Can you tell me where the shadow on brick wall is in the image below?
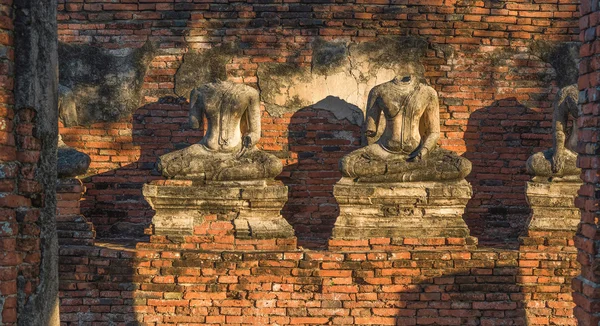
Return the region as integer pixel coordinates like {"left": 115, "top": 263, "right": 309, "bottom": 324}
{"left": 278, "top": 106, "right": 362, "bottom": 250}
{"left": 81, "top": 101, "right": 198, "bottom": 239}
{"left": 463, "top": 98, "right": 549, "bottom": 248}
{"left": 395, "top": 267, "right": 527, "bottom": 325}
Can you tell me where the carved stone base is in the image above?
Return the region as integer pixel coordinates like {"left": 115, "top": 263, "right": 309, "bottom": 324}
{"left": 332, "top": 178, "right": 473, "bottom": 240}
{"left": 525, "top": 180, "right": 581, "bottom": 232}
{"left": 142, "top": 180, "right": 295, "bottom": 239}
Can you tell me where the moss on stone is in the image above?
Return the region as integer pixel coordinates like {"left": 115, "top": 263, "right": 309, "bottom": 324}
{"left": 350, "top": 35, "right": 428, "bottom": 75}
{"left": 529, "top": 40, "right": 579, "bottom": 88}
{"left": 311, "top": 39, "right": 348, "bottom": 75}
{"left": 174, "top": 42, "right": 240, "bottom": 98}
{"left": 58, "top": 41, "right": 156, "bottom": 125}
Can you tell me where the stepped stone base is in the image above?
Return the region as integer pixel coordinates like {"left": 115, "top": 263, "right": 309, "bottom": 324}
{"left": 332, "top": 178, "right": 474, "bottom": 241}
{"left": 525, "top": 180, "right": 581, "bottom": 233}
{"left": 143, "top": 180, "right": 295, "bottom": 240}
{"left": 56, "top": 178, "right": 95, "bottom": 246}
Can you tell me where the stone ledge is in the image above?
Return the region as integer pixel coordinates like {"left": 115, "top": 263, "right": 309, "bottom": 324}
{"left": 332, "top": 179, "right": 474, "bottom": 242}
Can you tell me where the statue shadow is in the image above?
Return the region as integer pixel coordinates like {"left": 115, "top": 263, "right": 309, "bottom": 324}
{"left": 80, "top": 99, "right": 199, "bottom": 239}
{"left": 463, "top": 98, "right": 551, "bottom": 248}
{"left": 277, "top": 99, "right": 363, "bottom": 250}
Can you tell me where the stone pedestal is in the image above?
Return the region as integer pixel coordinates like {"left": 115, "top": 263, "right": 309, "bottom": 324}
{"left": 142, "top": 180, "right": 295, "bottom": 239}
{"left": 332, "top": 178, "right": 473, "bottom": 240}
{"left": 56, "top": 178, "right": 95, "bottom": 246}
{"left": 525, "top": 181, "right": 581, "bottom": 232}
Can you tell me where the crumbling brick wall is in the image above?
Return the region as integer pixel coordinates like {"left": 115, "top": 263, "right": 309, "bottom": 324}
{"left": 0, "top": 2, "right": 20, "bottom": 323}
{"left": 573, "top": 0, "right": 600, "bottom": 324}
{"left": 0, "top": 0, "right": 60, "bottom": 325}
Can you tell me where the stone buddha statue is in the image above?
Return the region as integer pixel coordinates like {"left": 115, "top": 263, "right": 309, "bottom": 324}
{"left": 57, "top": 85, "right": 91, "bottom": 178}
{"left": 157, "top": 81, "right": 282, "bottom": 183}
{"left": 339, "top": 65, "right": 471, "bottom": 183}
{"left": 526, "top": 84, "right": 580, "bottom": 181}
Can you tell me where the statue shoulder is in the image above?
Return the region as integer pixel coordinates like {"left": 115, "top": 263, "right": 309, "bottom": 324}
{"left": 556, "top": 84, "right": 578, "bottom": 103}
{"left": 419, "top": 84, "right": 438, "bottom": 99}
{"left": 236, "top": 83, "right": 260, "bottom": 99}
{"left": 369, "top": 83, "right": 388, "bottom": 98}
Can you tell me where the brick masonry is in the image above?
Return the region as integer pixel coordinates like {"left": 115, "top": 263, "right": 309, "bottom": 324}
{"left": 48, "top": 1, "right": 592, "bottom": 325}
{"left": 0, "top": 3, "right": 20, "bottom": 323}
{"left": 573, "top": 0, "right": 600, "bottom": 324}
{"left": 0, "top": 2, "right": 48, "bottom": 324}
{"left": 57, "top": 235, "right": 578, "bottom": 325}
{"left": 57, "top": 0, "right": 581, "bottom": 248}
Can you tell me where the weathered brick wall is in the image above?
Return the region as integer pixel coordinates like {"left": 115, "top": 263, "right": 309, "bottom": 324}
{"left": 57, "top": 1, "right": 580, "bottom": 247}
{"left": 1, "top": 2, "right": 58, "bottom": 324}
{"left": 61, "top": 104, "right": 361, "bottom": 247}
{"left": 573, "top": 0, "right": 600, "bottom": 324}
{"left": 58, "top": 237, "right": 578, "bottom": 325}
{"left": 0, "top": 2, "right": 19, "bottom": 323}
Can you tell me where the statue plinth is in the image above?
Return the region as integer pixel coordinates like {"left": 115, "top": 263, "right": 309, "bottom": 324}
{"left": 332, "top": 178, "right": 474, "bottom": 240}
{"left": 525, "top": 180, "right": 581, "bottom": 233}
{"left": 143, "top": 180, "right": 295, "bottom": 240}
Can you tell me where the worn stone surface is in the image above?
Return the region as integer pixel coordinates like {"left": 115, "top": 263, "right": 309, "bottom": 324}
{"left": 340, "top": 64, "right": 471, "bottom": 182}
{"left": 58, "top": 42, "right": 155, "bottom": 125}
{"left": 13, "top": 0, "right": 60, "bottom": 325}
{"left": 57, "top": 84, "right": 91, "bottom": 178}
{"left": 158, "top": 81, "right": 282, "bottom": 182}
{"left": 526, "top": 84, "right": 580, "bottom": 180}
{"left": 525, "top": 180, "right": 581, "bottom": 232}
{"left": 257, "top": 37, "right": 434, "bottom": 124}
{"left": 143, "top": 180, "right": 294, "bottom": 239}
{"left": 57, "top": 136, "right": 90, "bottom": 178}
{"left": 332, "top": 179, "right": 475, "bottom": 241}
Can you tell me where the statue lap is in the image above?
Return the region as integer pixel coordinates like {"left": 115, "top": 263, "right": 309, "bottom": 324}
{"left": 526, "top": 148, "right": 579, "bottom": 178}
{"left": 340, "top": 144, "right": 471, "bottom": 183}
{"left": 158, "top": 144, "right": 282, "bottom": 181}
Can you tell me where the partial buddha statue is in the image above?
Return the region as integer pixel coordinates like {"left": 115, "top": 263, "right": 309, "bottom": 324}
{"left": 157, "top": 80, "right": 282, "bottom": 183}
{"left": 526, "top": 84, "right": 580, "bottom": 181}
{"left": 339, "top": 64, "right": 471, "bottom": 183}
{"left": 57, "top": 85, "right": 91, "bottom": 178}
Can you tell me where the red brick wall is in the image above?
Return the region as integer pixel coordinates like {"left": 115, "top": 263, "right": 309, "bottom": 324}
{"left": 58, "top": 236, "right": 578, "bottom": 325}
{"left": 58, "top": 1, "right": 580, "bottom": 247}
{"left": 573, "top": 0, "right": 600, "bottom": 324}
{"left": 0, "top": 2, "right": 18, "bottom": 323}
{"left": 0, "top": 3, "right": 48, "bottom": 324}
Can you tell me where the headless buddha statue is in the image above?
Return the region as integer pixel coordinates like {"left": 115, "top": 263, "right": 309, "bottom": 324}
{"left": 340, "top": 67, "right": 471, "bottom": 183}
{"left": 157, "top": 81, "right": 282, "bottom": 182}
{"left": 526, "top": 84, "right": 580, "bottom": 181}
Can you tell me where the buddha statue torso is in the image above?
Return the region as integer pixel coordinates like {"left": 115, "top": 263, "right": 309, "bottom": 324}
{"left": 340, "top": 75, "right": 471, "bottom": 183}
{"left": 526, "top": 84, "right": 580, "bottom": 180}
{"left": 158, "top": 81, "right": 282, "bottom": 183}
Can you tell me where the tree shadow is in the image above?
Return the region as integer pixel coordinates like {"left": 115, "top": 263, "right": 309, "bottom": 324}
{"left": 463, "top": 98, "right": 551, "bottom": 248}
{"left": 278, "top": 100, "right": 362, "bottom": 250}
